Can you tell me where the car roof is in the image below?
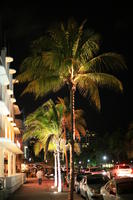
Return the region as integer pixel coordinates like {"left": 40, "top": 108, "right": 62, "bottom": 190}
{"left": 87, "top": 174, "right": 105, "bottom": 178}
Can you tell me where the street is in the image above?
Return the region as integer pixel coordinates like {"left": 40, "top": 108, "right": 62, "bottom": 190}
{"left": 7, "top": 177, "right": 82, "bottom": 200}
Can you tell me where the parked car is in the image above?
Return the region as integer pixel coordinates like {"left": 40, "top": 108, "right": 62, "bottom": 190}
{"left": 80, "top": 174, "right": 109, "bottom": 200}
{"left": 109, "top": 164, "right": 133, "bottom": 178}
{"left": 65, "top": 172, "right": 79, "bottom": 187}
{"left": 74, "top": 173, "right": 87, "bottom": 193}
{"left": 100, "top": 177, "right": 133, "bottom": 200}
{"left": 45, "top": 168, "right": 54, "bottom": 179}
{"left": 85, "top": 166, "right": 107, "bottom": 176}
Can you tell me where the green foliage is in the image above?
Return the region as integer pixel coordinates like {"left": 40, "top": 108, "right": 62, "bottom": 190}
{"left": 17, "top": 18, "right": 126, "bottom": 110}
{"left": 23, "top": 99, "right": 63, "bottom": 160}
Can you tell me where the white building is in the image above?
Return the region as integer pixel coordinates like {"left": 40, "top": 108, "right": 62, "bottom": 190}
{"left": 0, "top": 47, "right": 25, "bottom": 199}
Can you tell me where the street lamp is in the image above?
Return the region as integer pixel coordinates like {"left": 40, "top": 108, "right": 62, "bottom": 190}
{"left": 103, "top": 155, "right": 107, "bottom": 161}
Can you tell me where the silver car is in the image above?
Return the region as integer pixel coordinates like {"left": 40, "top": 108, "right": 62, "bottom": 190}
{"left": 74, "top": 173, "right": 84, "bottom": 193}
{"left": 74, "top": 173, "right": 91, "bottom": 194}
{"left": 80, "top": 174, "right": 109, "bottom": 200}
{"left": 100, "top": 177, "right": 133, "bottom": 200}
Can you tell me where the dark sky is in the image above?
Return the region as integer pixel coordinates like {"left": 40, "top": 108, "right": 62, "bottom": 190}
{"left": 0, "top": 1, "right": 133, "bottom": 133}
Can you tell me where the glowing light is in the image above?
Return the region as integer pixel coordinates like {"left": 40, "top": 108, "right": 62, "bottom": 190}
{"left": 6, "top": 57, "right": 13, "bottom": 63}
{"left": 11, "top": 122, "right": 16, "bottom": 127}
{"left": 13, "top": 104, "right": 21, "bottom": 115}
{"left": 14, "top": 127, "right": 20, "bottom": 134}
{"left": 102, "top": 171, "right": 107, "bottom": 175}
{"left": 16, "top": 140, "right": 21, "bottom": 148}
{"left": 11, "top": 97, "right": 16, "bottom": 103}
{"left": 103, "top": 155, "right": 107, "bottom": 160}
{"left": 12, "top": 79, "right": 19, "bottom": 84}
{"left": 21, "top": 163, "right": 28, "bottom": 172}
{"left": 9, "top": 69, "right": 16, "bottom": 74}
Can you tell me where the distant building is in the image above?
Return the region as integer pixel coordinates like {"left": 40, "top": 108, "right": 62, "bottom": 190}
{"left": 0, "top": 47, "right": 25, "bottom": 198}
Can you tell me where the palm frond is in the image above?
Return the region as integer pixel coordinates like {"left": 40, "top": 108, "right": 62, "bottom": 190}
{"left": 80, "top": 52, "right": 127, "bottom": 73}
{"left": 76, "top": 75, "right": 101, "bottom": 110}
{"left": 34, "top": 142, "right": 43, "bottom": 156}
{"left": 88, "top": 73, "right": 123, "bottom": 92}
{"left": 75, "top": 130, "right": 81, "bottom": 140}
{"left": 74, "top": 142, "right": 81, "bottom": 155}
{"left": 42, "top": 51, "right": 60, "bottom": 70}
{"left": 80, "top": 39, "right": 100, "bottom": 61}
{"left": 72, "top": 19, "right": 87, "bottom": 57}
{"left": 75, "top": 124, "right": 86, "bottom": 137}
{"left": 44, "top": 134, "right": 55, "bottom": 159}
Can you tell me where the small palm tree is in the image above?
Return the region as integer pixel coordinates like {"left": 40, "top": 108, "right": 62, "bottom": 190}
{"left": 17, "top": 18, "right": 126, "bottom": 200}
{"left": 23, "top": 99, "right": 64, "bottom": 192}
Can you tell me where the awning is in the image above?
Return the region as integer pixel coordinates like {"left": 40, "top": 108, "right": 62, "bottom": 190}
{"left": 0, "top": 101, "right": 10, "bottom": 115}
{"left": 0, "top": 138, "right": 23, "bottom": 154}
{"left": 0, "top": 65, "right": 9, "bottom": 85}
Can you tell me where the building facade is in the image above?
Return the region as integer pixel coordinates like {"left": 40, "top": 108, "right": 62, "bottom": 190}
{"left": 0, "top": 47, "right": 24, "bottom": 198}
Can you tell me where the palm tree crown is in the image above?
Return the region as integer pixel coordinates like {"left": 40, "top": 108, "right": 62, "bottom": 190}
{"left": 17, "top": 18, "right": 126, "bottom": 110}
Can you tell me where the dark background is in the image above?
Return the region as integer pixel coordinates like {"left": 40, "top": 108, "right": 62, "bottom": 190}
{"left": 0, "top": 1, "right": 132, "bottom": 133}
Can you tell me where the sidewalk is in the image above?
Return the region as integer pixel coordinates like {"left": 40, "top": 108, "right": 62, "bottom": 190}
{"left": 7, "top": 177, "right": 83, "bottom": 200}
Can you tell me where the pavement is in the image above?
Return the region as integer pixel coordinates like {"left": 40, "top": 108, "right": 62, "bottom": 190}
{"left": 7, "top": 177, "right": 83, "bottom": 200}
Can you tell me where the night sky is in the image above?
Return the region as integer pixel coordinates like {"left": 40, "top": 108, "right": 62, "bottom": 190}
{"left": 0, "top": 1, "right": 133, "bottom": 133}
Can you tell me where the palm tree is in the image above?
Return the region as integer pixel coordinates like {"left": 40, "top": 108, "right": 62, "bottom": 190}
{"left": 23, "top": 99, "right": 64, "bottom": 192}
{"left": 17, "top": 18, "right": 126, "bottom": 200}
{"left": 57, "top": 97, "right": 87, "bottom": 177}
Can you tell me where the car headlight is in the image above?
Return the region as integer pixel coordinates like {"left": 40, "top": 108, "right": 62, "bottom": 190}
{"left": 102, "top": 171, "right": 107, "bottom": 175}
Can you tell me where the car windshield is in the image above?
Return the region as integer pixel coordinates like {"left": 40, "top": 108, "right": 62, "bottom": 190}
{"left": 117, "top": 181, "right": 133, "bottom": 194}
{"left": 76, "top": 174, "right": 84, "bottom": 182}
{"left": 90, "top": 168, "right": 102, "bottom": 172}
{"left": 87, "top": 176, "right": 107, "bottom": 185}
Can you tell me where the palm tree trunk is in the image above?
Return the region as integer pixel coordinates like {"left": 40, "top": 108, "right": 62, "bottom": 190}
{"left": 62, "top": 118, "right": 69, "bottom": 176}
{"left": 68, "top": 84, "right": 75, "bottom": 200}
{"left": 54, "top": 151, "right": 58, "bottom": 187}
{"left": 65, "top": 148, "right": 68, "bottom": 176}
{"left": 57, "top": 144, "right": 62, "bottom": 192}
